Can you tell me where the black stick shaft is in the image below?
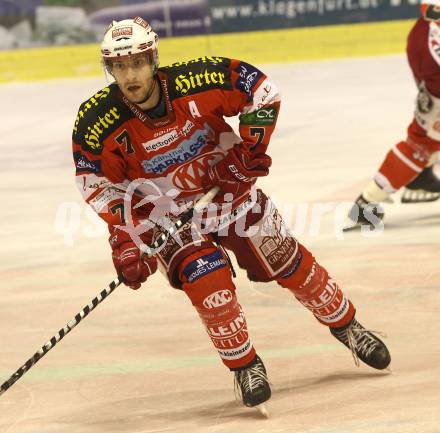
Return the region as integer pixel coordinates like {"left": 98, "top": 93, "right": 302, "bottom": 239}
{"left": 0, "top": 277, "right": 122, "bottom": 396}
{"left": 0, "top": 187, "right": 218, "bottom": 397}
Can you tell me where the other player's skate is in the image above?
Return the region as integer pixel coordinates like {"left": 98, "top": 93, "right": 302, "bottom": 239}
{"left": 234, "top": 355, "right": 271, "bottom": 417}
{"left": 401, "top": 165, "right": 440, "bottom": 203}
{"left": 343, "top": 194, "right": 385, "bottom": 231}
{"left": 330, "top": 317, "right": 391, "bottom": 370}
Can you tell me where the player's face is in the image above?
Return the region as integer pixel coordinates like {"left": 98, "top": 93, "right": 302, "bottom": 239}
{"left": 110, "top": 53, "right": 155, "bottom": 104}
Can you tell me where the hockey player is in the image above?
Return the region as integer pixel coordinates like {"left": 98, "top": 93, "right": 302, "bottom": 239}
{"left": 345, "top": 0, "right": 440, "bottom": 230}
{"left": 72, "top": 17, "right": 391, "bottom": 412}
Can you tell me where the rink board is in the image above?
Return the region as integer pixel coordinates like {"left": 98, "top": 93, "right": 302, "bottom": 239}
{"left": 0, "top": 19, "right": 413, "bottom": 83}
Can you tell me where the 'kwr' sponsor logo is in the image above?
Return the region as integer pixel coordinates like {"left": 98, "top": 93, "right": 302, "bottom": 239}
{"left": 142, "top": 124, "right": 213, "bottom": 174}
{"left": 183, "top": 250, "right": 227, "bottom": 284}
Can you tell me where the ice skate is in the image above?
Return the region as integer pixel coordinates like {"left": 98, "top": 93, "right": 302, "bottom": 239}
{"left": 401, "top": 166, "right": 440, "bottom": 203}
{"left": 234, "top": 355, "right": 271, "bottom": 417}
{"left": 330, "top": 317, "right": 391, "bottom": 370}
{"left": 343, "top": 194, "right": 385, "bottom": 231}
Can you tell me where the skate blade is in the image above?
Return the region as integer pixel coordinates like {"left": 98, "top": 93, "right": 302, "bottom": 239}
{"left": 401, "top": 189, "right": 440, "bottom": 203}
{"left": 342, "top": 218, "right": 382, "bottom": 232}
{"left": 255, "top": 403, "right": 270, "bottom": 418}
{"left": 342, "top": 219, "right": 364, "bottom": 232}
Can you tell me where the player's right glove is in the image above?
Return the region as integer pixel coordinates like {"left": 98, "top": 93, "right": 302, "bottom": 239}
{"left": 203, "top": 146, "right": 272, "bottom": 196}
{"left": 109, "top": 226, "right": 158, "bottom": 290}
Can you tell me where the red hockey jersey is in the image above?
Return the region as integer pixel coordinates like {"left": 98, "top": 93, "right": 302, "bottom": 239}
{"left": 408, "top": 17, "right": 440, "bottom": 96}
{"left": 72, "top": 57, "right": 281, "bottom": 228}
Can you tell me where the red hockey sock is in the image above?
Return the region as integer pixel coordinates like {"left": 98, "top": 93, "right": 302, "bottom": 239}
{"left": 179, "top": 247, "right": 256, "bottom": 370}
{"left": 375, "top": 141, "right": 427, "bottom": 192}
{"left": 277, "top": 245, "right": 355, "bottom": 328}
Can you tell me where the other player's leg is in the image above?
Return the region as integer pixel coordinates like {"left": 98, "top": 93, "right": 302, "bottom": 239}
{"left": 345, "top": 121, "right": 440, "bottom": 230}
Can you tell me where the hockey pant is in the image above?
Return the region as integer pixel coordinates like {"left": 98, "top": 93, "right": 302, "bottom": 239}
{"left": 375, "top": 119, "right": 440, "bottom": 192}
{"left": 156, "top": 189, "right": 355, "bottom": 370}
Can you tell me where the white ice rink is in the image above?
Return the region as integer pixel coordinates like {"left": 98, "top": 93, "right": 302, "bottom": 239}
{"left": 0, "top": 54, "right": 439, "bottom": 433}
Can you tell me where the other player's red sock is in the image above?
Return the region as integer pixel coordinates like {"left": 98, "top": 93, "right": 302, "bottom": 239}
{"left": 375, "top": 140, "right": 427, "bottom": 192}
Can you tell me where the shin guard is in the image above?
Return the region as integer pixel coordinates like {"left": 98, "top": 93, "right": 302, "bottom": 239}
{"left": 277, "top": 245, "right": 355, "bottom": 328}
{"left": 179, "top": 248, "right": 256, "bottom": 370}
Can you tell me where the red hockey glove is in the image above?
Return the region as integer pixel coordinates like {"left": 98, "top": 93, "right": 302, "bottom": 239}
{"left": 109, "top": 226, "right": 158, "bottom": 290}
{"left": 203, "top": 147, "right": 272, "bottom": 196}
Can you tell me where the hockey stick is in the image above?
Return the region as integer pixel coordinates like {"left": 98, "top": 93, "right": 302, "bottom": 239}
{"left": 0, "top": 186, "right": 219, "bottom": 397}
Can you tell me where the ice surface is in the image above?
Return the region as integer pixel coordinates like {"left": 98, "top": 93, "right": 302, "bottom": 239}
{"left": 0, "top": 55, "right": 439, "bottom": 433}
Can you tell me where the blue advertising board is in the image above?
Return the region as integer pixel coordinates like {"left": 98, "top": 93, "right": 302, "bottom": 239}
{"left": 209, "top": 0, "right": 420, "bottom": 33}
{"left": 89, "top": 0, "right": 210, "bottom": 37}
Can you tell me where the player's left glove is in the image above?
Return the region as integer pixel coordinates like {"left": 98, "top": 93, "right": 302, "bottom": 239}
{"left": 203, "top": 146, "right": 272, "bottom": 196}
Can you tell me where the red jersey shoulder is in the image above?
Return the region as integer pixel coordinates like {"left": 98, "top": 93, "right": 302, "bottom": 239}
{"left": 407, "top": 17, "right": 440, "bottom": 95}
{"left": 72, "top": 83, "right": 132, "bottom": 155}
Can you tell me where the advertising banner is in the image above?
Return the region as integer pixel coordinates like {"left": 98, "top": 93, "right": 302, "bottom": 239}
{"left": 0, "top": 0, "right": 420, "bottom": 50}
{"left": 209, "top": 0, "right": 420, "bottom": 33}
{"left": 0, "top": 0, "right": 209, "bottom": 49}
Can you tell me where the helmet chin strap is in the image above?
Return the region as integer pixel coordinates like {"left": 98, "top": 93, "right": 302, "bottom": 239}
{"left": 137, "top": 76, "right": 157, "bottom": 105}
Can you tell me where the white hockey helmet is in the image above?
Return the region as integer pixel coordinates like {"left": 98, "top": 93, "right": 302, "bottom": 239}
{"left": 101, "top": 16, "right": 159, "bottom": 72}
{"left": 421, "top": 0, "right": 440, "bottom": 23}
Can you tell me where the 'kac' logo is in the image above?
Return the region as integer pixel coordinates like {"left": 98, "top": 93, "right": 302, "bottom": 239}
{"left": 172, "top": 152, "right": 223, "bottom": 192}
{"left": 203, "top": 290, "right": 233, "bottom": 309}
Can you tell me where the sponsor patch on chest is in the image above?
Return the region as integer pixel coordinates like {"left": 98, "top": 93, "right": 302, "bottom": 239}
{"left": 141, "top": 123, "right": 213, "bottom": 174}
{"left": 142, "top": 120, "right": 195, "bottom": 153}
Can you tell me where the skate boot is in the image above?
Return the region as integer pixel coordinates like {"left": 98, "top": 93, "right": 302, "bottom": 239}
{"left": 343, "top": 194, "right": 384, "bottom": 231}
{"left": 330, "top": 317, "right": 391, "bottom": 370}
{"left": 234, "top": 355, "right": 271, "bottom": 415}
{"left": 401, "top": 166, "right": 440, "bottom": 203}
